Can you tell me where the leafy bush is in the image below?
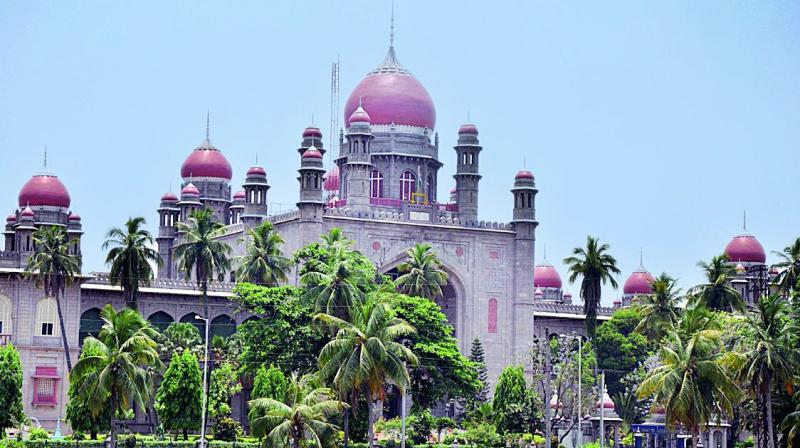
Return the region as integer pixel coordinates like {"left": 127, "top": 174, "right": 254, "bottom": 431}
{"left": 123, "top": 437, "right": 137, "bottom": 448}
{"left": 28, "top": 428, "right": 49, "bottom": 441}
{"left": 408, "top": 410, "right": 435, "bottom": 444}
{"left": 0, "top": 440, "right": 24, "bottom": 448}
{"left": 213, "top": 417, "right": 242, "bottom": 442}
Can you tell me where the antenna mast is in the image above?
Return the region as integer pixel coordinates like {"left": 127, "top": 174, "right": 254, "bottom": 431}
{"left": 329, "top": 57, "right": 340, "bottom": 170}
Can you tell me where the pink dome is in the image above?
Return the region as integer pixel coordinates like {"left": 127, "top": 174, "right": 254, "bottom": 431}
{"left": 564, "top": 292, "right": 572, "bottom": 298}
{"left": 247, "top": 166, "right": 266, "bottom": 176}
{"left": 450, "top": 187, "right": 456, "bottom": 194}
{"left": 303, "top": 147, "right": 323, "bottom": 159}
{"left": 344, "top": 48, "right": 436, "bottom": 129}
{"left": 515, "top": 170, "right": 534, "bottom": 180}
{"left": 534, "top": 263, "right": 563, "bottom": 289}
{"left": 458, "top": 124, "right": 479, "bottom": 135}
{"left": 161, "top": 192, "right": 178, "bottom": 202}
{"left": 598, "top": 392, "right": 615, "bottom": 410}
{"left": 349, "top": 105, "right": 372, "bottom": 124}
{"left": 233, "top": 190, "right": 246, "bottom": 200}
{"left": 623, "top": 268, "right": 655, "bottom": 295}
{"left": 18, "top": 174, "right": 71, "bottom": 208}
{"left": 724, "top": 234, "right": 766, "bottom": 263}
{"left": 180, "top": 140, "right": 232, "bottom": 180}
{"left": 181, "top": 183, "right": 200, "bottom": 197}
{"left": 6, "top": 214, "right": 16, "bottom": 223}
{"left": 20, "top": 207, "right": 35, "bottom": 218}
{"left": 302, "top": 126, "right": 322, "bottom": 139}
{"left": 68, "top": 213, "right": 81, "bottom": 221}
{"left": 324, "top": 166, "right": 340, "bottom": 191}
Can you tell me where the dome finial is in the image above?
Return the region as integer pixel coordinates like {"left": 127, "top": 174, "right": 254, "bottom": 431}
{"left": 743, "top": 210, "right": 747, "bottom": 232}
{"left": 206, "top": 110, "right": 211, "bottom": 141}
{"left": 390, "top": 0, "right": 395, "bottom": 49}
{"left": 43, "top": 145, "right": 47, "bottom": 169}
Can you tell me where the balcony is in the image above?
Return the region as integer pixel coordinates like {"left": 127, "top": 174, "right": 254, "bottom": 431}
{"left": 0, "top": 334, "right": 11, "bottom": 345}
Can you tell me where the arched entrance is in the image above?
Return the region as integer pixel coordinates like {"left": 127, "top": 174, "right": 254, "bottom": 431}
{"left": 79, "top": 308, "right": 103, "bottom": 345}
{"left": 210, "top": 315, "right": 236, "bottom": 339}
{"left": 148, "top": 311, "right": 174, "bottom": 333}
{"left": 180, "top": 313, "right": 205, "bottom": 339}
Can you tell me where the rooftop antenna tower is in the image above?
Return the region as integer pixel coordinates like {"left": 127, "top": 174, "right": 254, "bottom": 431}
{"left": 329, "top": 57, "right": 340, "bottom": 170}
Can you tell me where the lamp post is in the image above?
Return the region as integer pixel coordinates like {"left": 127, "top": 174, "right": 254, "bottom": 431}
{"left": 195, "top": 315, "right": 210, "bottom": 448}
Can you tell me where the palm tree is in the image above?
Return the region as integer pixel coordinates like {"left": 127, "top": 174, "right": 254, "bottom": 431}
{"left": 772, "top": 238, "right": 800, "bottom": 293}
{"left": 395, "top": 243, "right": 449, "bottom": 300}
{"left": 103, "top": 217, "right": 162, "bottom": 310}
{"left": 301, "top": 252, "right": 362, "bottom": 321}
{"left": 689, "top": 255, "right": 745, "bottom": 312}
{"left": 634, "top": 273, "right": 682, "bottom": 341}
{"left": 637, "top": 315, "right": 742, "bottom": 448}
{"left": 315, "top": 297, "right": 418, "bottom": 447}
{"left": 249, "top": 373, "right": 347, "bottom": 448}
{"left": 158, "top": 322, "right": 204, "bottom": 359}
{"left": 733, "top": 294, "right": 798, "bottom": 448}
{"left": 71, "top": 304, "right": 163, "bottom": 448}
{"left": 24, "top": 225, "right": 81, "bottom": 371}
{"left": 563, "top": 235, "right": 621, "bottom": 338}
{"left": 235, "top": 221, "right": 290, "bottom": 285}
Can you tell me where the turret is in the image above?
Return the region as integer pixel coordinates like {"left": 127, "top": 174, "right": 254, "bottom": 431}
{"left": 241, "top": 166, "right": 269, "bottom": 227}
{"left": 156, "top": 191, "right": 179, "bottom": 278}
{"left": 66, "top": 213, "right": 83, "bottom": 256}
{"left": 297, "top": 147, "right": 326, "bottom": 222}
{"left": 178, "top": 183, "right": 202, "bottom": 222}
{"left": 341, "top": 105, "right": 374, "bottom": 212}
{"left": 298, "top": 126, "right": 325, "bottom": 157}
{"left": 510, "top": 169, "right": 538, "bottom": 362}
{"left": 511, "top": 170, "right": 537, "bottom": 226}
{"left": 230, "top": 190, "right": 246, "bottom": 224}
{"left": 453, "top": 124, "right": 482, "bottom": 223}
{"left": 15, "top": 206, "right": 36, "bottom": 254}
{"left": 4, "top": 214, "right": 16, "bottom": 252}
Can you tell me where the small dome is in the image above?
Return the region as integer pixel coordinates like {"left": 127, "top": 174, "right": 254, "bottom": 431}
{"left": 515, "top": 170, "right": 535, "bottom": 180}
{"left": 724, "top": 234, "right": 766, "bottom": 264}
{"left": 6, "top": 214, "right": 16, "bottom": 223}
{"left": 458, "top": 124, "right": 479, "bottom": 135}
{"left": 302, "top": 126, "right": 323, "bottom": 139}
{"left": 450, "top": 187, "right": 456, "bottom": 194}
{"left": 623, "top": 267, "right": 656, "bottom": 295}
{"left": 233, "top": 190, "right": 246, "bottom": 200}
{"left": 534, "top": 263, "right": 563, "bottom": 289}
{"left": 349, "top": 105, "right": 372, "bottom": 124}
{"left": 247, "top": 166, "right": 266, "bottom": 176}
{"left": 735, "top": 263, "right": 746, "bottom": 273}
{"left": 180, "top": 139, "right": 233, "bottom": 180}
{"left": 597, "top": 391, "right": 615, "bottom": 410}
{"left": 564, "top": 292, "right": 572, "bottom": 298}
{"left": 18, "top": 174, "right": 71, "bottom": 208}
{"left": 324, "top": 166, "right": 340, "bottom": 191}
{"left": 161, "top": 192, "right": 178, "bottom": 202}
{"left": 303, "top": 146, "right": 323, "bottom": 159}
{"left": 68, "top": 213, "right": 81, "bottom": 221}
{"left": 533, "top": 287, "right": 544, "bottom": 298}
{"left": 549, "top": 394, "right": 563, "bottom": 409}
{"left": 181, "top": 183, "right": 200, "bottom": 197}
{"left": 20, "top": 207, "right": 35, "bottom": 218}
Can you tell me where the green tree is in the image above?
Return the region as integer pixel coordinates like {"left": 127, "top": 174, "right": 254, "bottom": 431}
{"left": 733, "top": 294, "right": 798, "bottom": 448}
{"left": 563, "top": 235, "right": 621, "bottom": 338}
{"left": 252, "top": 365, "right": 290, "bottom": 401}
{"left": 493, "top": 365, "right": 528, "bottom": 434}
{"left": 773, "top": 238, "right": 800, "bottom": 293}
{"left": 71, "top": 304, "right": 163, "bottom": 448}
{"left": 782, "top": 394, "right": 800, "bottom": 448}
{"left": 66, "top": 343, "right": 111, "bottom": 439}
{"left": 0, "top": 344, "right": 24, "bottom": 437}
{"left": 24, "top": 225, "right": 81, "bottom": 370}
{"left": 208, "top": 362, "right": 243, "bottom": 421}
{"left": 633, "top": 273, "right": 682, "bottom": 341}
{"left": 155, "top": 349, "right": 202, "bottom": 440}
{"left": 233, "top": 285, "right": 326, "bottom": 374}
{"left": 235, "top": 221, "right": 290, "bottom": 285}
{"left": 388, "top": 294, "right": 480, "bottom": 411}
{"left": 594, "top": 308, "right": 653, "bottom": 397}
{"left": 394, "top": 243, "right": 448, "bottom": 300}
{"left": 102, "top": 216, "right": 162, "bottom": 310}
{"left": 248, "top": 373, "right": 346, "bottom": 448}
{"left": 637, "top": 310, "right": 742, "bottom": 448}
{"left": 469, "top": 337, "right": 489, "bottom": 406}
{"left": 315, "top": 297, "right": 418, "bottom": 447}
{"left": 689, "top": 255, "right": 745, "bottom": 312}
{"left": 158, "top": 322, "right": 203, "bottom": 358}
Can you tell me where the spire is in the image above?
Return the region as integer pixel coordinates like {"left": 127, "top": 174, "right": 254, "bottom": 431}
{"left": 371, "top": 1, "right": 409, "bottom": 75}
{"left": 390, "top": 0, "right": 395, "bottom": 49}
{"left": 205, "top": 111, "right": 210, "bottom": 141}
{"left": 639, "top": 248, "right": 644, "bottom": 268}
{"left": 743, "top": 210, "right": 747, "bottom": 232}
{"left": 43, "top": 145, "right": 48, "bottom": 169}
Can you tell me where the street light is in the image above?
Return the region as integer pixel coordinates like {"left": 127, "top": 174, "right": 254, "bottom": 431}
{"left": 195, "top": 315, "right": 210, "bottom": 448}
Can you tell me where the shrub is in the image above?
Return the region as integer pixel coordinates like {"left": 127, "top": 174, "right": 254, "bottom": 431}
{"left": 213, "top": 417, "right": 242, "bottom": 442}
{"left": 123, "top": 437, "right": 137, "bottom": 448}
{"left": 408, "top": 410, "right": 435, "bottom": 444}
{"left": 461, "top": 422, "right": 502, "bottom": 447}
{"left": 28, "top": 428, "right": 49, "bottom": 441}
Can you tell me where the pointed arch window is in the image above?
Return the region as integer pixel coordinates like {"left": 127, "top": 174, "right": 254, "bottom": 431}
{"left": 370, "top": 170, "right": 384, "bottom": 198}
{"left": 488, "top": 298, "right": 498, "bottom": 334}
{"left": 400, "top": 171, "right": 416, "bottom": 201}
{"left": 36, "top": 298, "right": 58, "bottom": 337}
{"left": 0, "top": 295, "right": 11, "bottom": 335}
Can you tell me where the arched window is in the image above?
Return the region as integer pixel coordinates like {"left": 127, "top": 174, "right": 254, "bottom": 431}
{"left": 210, "top": 315, "right": 236, "bottom": 339}
{"left": 79, "top": 308, "right": 102, "bottom": 345}
{"left": 487, "top": 298, "right": 498, "bottom": 334}
{"left": 180, "top": 313, "right": 205, "bottom": 340}
{"left": 148, "top": 311, "right": 174, "bottom": 333}
{"left": 426, "top": 174, "right": 434, "bottom": 203}
{"left": 370, "top": 170, "right": 384, "bottom": 198}
{"left": 0, "top": 295, "right": 11, "bottom": 335}
{"left": 400, "top": 171, "right": 416, "bottom": 201}
{"left": 36, "top": 298, "right": 58, "bottom": 337}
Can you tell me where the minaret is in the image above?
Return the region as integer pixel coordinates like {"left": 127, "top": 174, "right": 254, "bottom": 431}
{"left": 298, "top": 126, "right": 326, "bottom": 157}
{"left": 510, "top": 169, "right": 538, "bottom": 362}
{"left": 4, "top": 214, "right": 16, "bottom": 252}
{"left": 241, "top": 165, "right": 269, "bottom": 227}
{"left": 15, "top": 206, "right": 36, "bottom": 254}
{"left": 66, "top": 213, "right": 83, "bottom": 257}
{"left": 297, "top": 146, "right": 326, "bottom": 223}
{"left": 453, "top": 124, "right": 482, "bottom": 224}
{"left": 341, "top": 104, "right": 374, "bottom": 212}
{"left": 156, "top": 191, "right": 179, "bottom": 278}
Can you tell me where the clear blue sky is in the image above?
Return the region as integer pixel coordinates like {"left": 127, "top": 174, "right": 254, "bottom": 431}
{"left": 1, "top": 1, "right": 798, "bottom": 303}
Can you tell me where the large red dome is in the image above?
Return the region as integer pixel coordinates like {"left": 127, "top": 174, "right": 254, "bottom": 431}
{"left": 18, "top": 174, "right": 71, "bottom": 208}
{"left": 534, "top": 264, "right": 562, "bottom": 289}
{"left": 181, "top": 139, "right": 232, "bottom": 180}
{"left": 344, "top": 47, "right": 436, "bottom": 129}
{"left": 725, "top": 234, "right": 766, "bottom": 263}
{"left": 623, "top": 268, "right": 655, "bottom": 295}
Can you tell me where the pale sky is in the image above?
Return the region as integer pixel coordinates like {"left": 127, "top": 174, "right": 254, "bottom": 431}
{"left": 1, "top": 1, "right": 798, "bottom": 303}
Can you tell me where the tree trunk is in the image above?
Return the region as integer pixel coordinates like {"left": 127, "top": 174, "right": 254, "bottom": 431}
{"left": 692, "top": 431, "right": 699, "bottom": 448}
{"left": 54, "top": 292, "right": 73, "bottom": 371}
{"left": 201, "top": 279, "right": 210, "bottom": 443}
{"left": 343, "top": 409, "right": 350, "bottom": 448}
{"left": 91, "top": 430, "right": 97, "bottom": 440}
{"left": 367, "top": 390, "right": 375, "bottom": 448}
{"left": 110, "top": 392, "right": 118, "bottom": 448}
{"left": 183, "top": 429, "right": 188, "bottom": 441}
{"left": 765, "top": 375, "right": 776, "bottom": 448}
